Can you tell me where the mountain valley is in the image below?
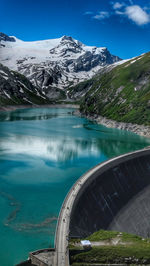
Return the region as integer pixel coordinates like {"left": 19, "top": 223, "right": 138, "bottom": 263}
{"left": 0, "top": 32, "right": 150, "bottom": 131}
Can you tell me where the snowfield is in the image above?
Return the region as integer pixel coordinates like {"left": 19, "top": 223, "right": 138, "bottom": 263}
{"left": 0, "top": 33, "right": 121, "bottom": 97}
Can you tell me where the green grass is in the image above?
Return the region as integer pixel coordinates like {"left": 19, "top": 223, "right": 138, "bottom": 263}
{"left": 78, "top": 52, "right": 150, "bottom": 126}
{"left": 69, "top": 229, "right": 150, "bottom": 265}
{"left": 86, "top": 229, "right": 119, "bottom": 241}
{"left": 71, "top": 245, "right": 150, "bottom": 264}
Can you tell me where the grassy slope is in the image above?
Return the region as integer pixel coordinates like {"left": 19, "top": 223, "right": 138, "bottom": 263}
{"left": 70, "top": 229, "right": 150, "bottom": 265}
{"left": 79, "top": 52, "right": 150, "bottom": 126}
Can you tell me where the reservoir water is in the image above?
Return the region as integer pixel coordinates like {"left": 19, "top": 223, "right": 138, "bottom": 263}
{"left": 0, "top": 107, "right": 150, "bottom": 266}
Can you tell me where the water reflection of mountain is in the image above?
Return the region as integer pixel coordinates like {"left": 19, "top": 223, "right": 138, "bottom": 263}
{"left": 0, "top": 133, "right": 149, "bottom": 164}
{"left": 83, "top": 122, "right": 150, "bottom": 158}
{"left": 96, "top": 137, "right": 150, "bottom": 158}
{"left": 0, "top": 108, "right": 73, "bottom": 122}
{"left": 0, "top": 135, "right": 101, "bottom": 162}
{"left": 0, "top": 108, "right": 150, "bottom": 164}
{"left": 0, "top": 112, "right": 59, "bottom": 122}
{"left": 1, "top": 108, "right": 150, "bottom": 266}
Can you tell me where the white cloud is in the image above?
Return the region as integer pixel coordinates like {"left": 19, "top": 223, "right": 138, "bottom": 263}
{"left": 86, "top": 2, "right": 150, "bottom": 26}
{"left": 84, "top": 11, "right": 93, "bottom": 15}
{"left": 115, "top": 10, "right": 124, "bottom": 15}
{"left": 125, "top": 5, "right": 150, "bottom": 25}
{"left": 93, "top": 11, "right": 110, "bottom": 20}
{"left": 113, "top": 2, "right": 125, "bottom": 10}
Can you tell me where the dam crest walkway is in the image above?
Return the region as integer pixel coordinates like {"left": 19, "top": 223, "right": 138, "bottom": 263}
{"left": 29, "top": 146, "right": 150, "bottom": 266}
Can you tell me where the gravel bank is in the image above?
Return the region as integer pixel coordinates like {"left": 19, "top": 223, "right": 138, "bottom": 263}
{"left": 76, "top": 111, "right": 150, "bottom": 138}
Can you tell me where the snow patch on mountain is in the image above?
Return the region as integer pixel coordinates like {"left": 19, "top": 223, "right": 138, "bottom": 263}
{"left": 0, "top": 33, "right": 121, "bottom": 98}
{"left": 0, "top": 63, "right": 50, "bottom": 105}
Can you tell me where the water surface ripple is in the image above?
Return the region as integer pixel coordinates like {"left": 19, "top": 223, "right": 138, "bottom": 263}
{"left": 0, "top": 107, "right": 150, "bottom": 265}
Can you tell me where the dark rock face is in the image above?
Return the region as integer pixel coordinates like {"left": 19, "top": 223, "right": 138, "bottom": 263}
{"left": 0, "top": 33, "right": 121, "bottom": 94}
{"left": 50, "top": 35, "right": 83, "bottom": 56}
{"left": 0, "top": 32, "right": 15, "bottom": 42}
{"left": 17, "top": 64, "right": 62, "bottom": 96}
{"left": 49, "top": 38, "right": 120, "bottom": 74}
{"left": 73, "top": 48, "right": 120, "bottom": 72}
{"left": 69, "top": 151, "right": 150, "bottom": 238}
{"left": 0, "top": 64, "right": 49, "bottom": 105}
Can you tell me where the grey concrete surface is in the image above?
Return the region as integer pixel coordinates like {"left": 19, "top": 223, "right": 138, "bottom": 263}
{"left": 27, "top": 146, "right": 150, "bottom": 266}
{"left": 54, "top": 147, "right": 150, "bottom": 266}
{"left": 69, "top": 147, "right": 150, "bottom": 238}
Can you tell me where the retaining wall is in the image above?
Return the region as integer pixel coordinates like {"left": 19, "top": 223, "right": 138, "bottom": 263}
{"left": 69, "top": 149, "right": 150, "bottom": 238}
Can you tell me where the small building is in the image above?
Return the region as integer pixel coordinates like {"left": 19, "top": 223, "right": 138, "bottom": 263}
{"left": 81, "top": 240, "right": 91, "bottom": 250}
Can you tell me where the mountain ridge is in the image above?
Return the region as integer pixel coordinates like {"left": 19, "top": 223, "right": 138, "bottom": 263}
{"left": 77, "top": 52, "right": 150, "bottom": 127}
{"left": 0, "top": 63, "right": 51, "bottom": 106}
{"left": 0, "top": 32, "right": 121, "bottom": 97}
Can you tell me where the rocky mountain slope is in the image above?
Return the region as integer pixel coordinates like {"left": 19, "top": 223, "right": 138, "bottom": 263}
{"left": 0, "top": 63, "right": 51, "bottom": 106}
{"left": 0, "top": 33, "right": 121, "bottom": 98}
{"left": 75, "top": 52, "right": 150, "bottom": 126}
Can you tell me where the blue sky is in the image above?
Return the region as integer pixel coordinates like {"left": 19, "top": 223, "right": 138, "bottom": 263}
{"left": 0, "top": 0, "right": 150, "bottom": 59}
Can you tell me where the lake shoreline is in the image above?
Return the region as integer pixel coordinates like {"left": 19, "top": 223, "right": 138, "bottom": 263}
{"left": 0, "top": 104, "right": 79, "bottom": 112}
{"left": 75, "top": 110, "right": 150, "bottom": 138}
{"left": 0, "top": 107, "right": 150, "bottom": 266}
{"left": 1, "top": 104, "right": 150, "bottom": 139}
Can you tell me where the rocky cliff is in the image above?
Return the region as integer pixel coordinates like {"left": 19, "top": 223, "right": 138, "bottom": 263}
{"left": 0, "top": 33, "right": 121, "bottom": 98}
{"left": 0, "top": 63, "right": 51, "bottom": 106}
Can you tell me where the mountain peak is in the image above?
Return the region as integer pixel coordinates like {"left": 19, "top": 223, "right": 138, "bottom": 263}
{"left": 61, "top": 35, "right": 74, "bottom": 42}
{"left": 0, "top": 32, "right": 16, "bottom": 42}
{"left": 0, "top": 33, "right": 121, "bottom": 94}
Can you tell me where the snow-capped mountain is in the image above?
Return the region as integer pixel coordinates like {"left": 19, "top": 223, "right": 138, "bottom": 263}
{"left": 0, "top": 63, "right": 50, "bottom": 105}
{"left": 0, "top": 33, "right": 121, "bottom": 98}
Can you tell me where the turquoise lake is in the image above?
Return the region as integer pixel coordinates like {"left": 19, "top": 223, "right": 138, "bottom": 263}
{"left": 0, "top": 107, "right": 150, "bottom": 266}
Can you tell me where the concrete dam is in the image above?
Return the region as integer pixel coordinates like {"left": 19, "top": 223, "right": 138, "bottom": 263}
{"left": 20, "top": 147, "right": 150, "bottom": 266}
{"left": 69, "top": 148, "right": 150, "bottom": 239}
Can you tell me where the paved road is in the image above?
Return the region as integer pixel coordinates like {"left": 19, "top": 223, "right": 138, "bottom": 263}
{"left": 54, "top": 147, "right": 150, "bottom": 266}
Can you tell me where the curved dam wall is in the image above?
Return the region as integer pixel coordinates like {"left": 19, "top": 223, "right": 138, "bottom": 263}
{"left": 69, "top": 148, "right": 150, "bottom": 238}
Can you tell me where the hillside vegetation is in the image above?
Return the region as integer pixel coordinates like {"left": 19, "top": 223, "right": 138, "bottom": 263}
{"left": 69, "top": 229, "right": 150, "bottom": 265}
{"left": 78, "top": 52, "right": 150, "bottom": 126}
